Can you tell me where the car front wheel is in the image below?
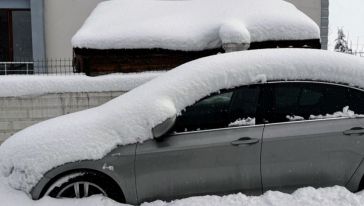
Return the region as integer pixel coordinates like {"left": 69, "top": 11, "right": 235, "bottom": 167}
{"left": 45, "top": 171, "right": 124, "bottom": 202}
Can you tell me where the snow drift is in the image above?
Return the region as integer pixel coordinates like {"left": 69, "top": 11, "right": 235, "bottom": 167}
{"left": 1, "top": 173, "right": 364, "bottom": 206}
{"left": 1, "top": 174, "right": 364, "bottom": 206}
{"left": 72, "top": 0, "right": 320, "bottom": 51}
{"left": 1, "top": 49, "right": 364, "bottom": 193}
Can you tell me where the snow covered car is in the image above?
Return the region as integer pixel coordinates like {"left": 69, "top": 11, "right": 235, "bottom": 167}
{"left": 2, "top": 49, "right": 364, "bottom": 204}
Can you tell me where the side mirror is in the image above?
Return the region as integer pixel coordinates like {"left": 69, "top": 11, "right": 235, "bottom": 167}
{"left": 152, "top": 115, "right": 176, "bottom": 139}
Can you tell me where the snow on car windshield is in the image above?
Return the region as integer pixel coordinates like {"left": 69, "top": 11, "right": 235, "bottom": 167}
{"left": 1, "top": 49, "right": 364, "bottom": 193}
{"left": 72, "top": 0, "right": 319, "bottom": 50}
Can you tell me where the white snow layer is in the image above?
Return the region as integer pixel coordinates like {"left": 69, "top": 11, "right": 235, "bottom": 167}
{"left": 286, "top": 115, "right": 305, "bottom": 121}
{"left": 309, "top": 106, "right": 364, "bottom": 120}
{"left": 72, "top": 0, "right": 320, "bottom": 50}
{"left": 1, "top": 175, "right": 364, "bottom": 206}
{"left": 0, "top": 72, "right": 162, "bottom": 97}
{"left": 2, "top": 49, "right": 364, "bottom": 193}
{"left": 229, "top": 117, "right": 256, "bottom": 127}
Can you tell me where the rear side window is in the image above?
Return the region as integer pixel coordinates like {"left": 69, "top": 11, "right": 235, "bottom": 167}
{"left": 265, "top": 83, "right": 348, "bottom": 123}
{"left": 347, "top": 88, "right": 364, "bottom": 114}
{"left": 173, "top": 85, "right": 261, "bottom": 133}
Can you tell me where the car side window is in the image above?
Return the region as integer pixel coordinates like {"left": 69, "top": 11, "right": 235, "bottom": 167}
{"left": 173, "top": 91, "right": 234, "bottom": 132}
{"left": 266, "top": 83, "right": 348, "bottom": 123}
{"left": 172, "top": 85, "right": 261, "bottom": 133}
{"left": 347, "top": 88, "right": 364, "bottom": 115}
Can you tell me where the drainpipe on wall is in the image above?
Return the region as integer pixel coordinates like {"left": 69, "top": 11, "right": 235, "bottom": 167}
{"left": 30, "top": 0, "right": 46, "bottom": 73}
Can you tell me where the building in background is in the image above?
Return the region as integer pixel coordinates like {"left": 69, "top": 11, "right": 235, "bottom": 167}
{"left": 285, "top": 0, "right": 329, "bottom": 50}
{"left": 0, "top": 0, "right": 329, "bottom": 73}
{"left": 0, "top": 0, "right": 44, "bottom": 62}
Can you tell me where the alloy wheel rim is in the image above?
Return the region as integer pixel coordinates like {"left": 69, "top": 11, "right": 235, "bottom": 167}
{"left": 55, "top": 181, "right": 107, "bottom": 198}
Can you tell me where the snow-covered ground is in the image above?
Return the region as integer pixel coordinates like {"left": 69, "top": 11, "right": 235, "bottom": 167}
{"left": 0, "top": 72, "right": 162, "bottom": 97}
{"left": 1, "top": 175, "right": 364, "bottom": 206}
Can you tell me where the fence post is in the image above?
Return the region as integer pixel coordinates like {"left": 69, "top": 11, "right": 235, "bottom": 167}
{"left": 26, "top": 63, "right": 29, "bottom": 74}
{"left": 4, "top": 63, "right": 7, "bottom": 75}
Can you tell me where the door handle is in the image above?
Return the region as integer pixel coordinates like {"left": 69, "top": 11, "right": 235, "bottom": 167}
{"left": 231, "top": 137, "right": 259, "bottom": 146}
{"left": 343, "top": 127, "right": 364, "bottom": 135}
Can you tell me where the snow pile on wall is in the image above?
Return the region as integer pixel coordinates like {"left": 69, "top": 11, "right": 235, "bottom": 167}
{"left": 1, "top": 49, "right": 364, "bottom": 193}
{"left": 72, "top": 0, "right": 320, "bottom": 51}
{"left": 1, "top": 174, "right": 364, "bottom": 206}
{"left": 0, "top": 72, "right": 162, "bottom": 97}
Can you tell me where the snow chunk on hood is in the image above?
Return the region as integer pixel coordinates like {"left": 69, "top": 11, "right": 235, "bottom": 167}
{"left": 72, "top": 0, "right": 320, "bottom": 51}
{"left": 1, "top": 49, "right": 364, "bottom": 193}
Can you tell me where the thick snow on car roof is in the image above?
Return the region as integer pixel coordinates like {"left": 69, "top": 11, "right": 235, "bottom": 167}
{"left": 1, "top": 49, "right": 364, "bottom": 193}
{"left": 72, "top": 0, "right": 320, "bottom": 50}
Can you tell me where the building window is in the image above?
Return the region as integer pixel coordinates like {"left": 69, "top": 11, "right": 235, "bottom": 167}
{"left": 0, "top": 9, "right": 32, "bottom": 62}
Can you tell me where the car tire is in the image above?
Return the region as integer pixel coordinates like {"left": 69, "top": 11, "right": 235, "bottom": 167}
{"left": 45, "top": 171, "right": 124, "bottom": 203}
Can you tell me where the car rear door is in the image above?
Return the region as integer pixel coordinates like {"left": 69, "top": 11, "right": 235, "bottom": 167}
{"left": 135, "top": 85, "right": 264, "bottom": 203}
{"left": 261, "top": 82, "right": 364, "bottom": 192}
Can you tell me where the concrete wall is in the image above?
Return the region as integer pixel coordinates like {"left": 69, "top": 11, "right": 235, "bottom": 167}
{"left": 44, "top": 0, "right": 104, "bottom": 59}
{"left": 0, "top": 91, "right": 124, "bottom": 143}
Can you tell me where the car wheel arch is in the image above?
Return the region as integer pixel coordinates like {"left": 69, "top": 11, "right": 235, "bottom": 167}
{"left": 38, "top": 168, "right": 125, "bottom": 202}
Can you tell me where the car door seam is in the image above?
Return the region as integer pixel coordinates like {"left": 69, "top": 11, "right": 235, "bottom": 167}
{"left": 134, "top": 143, "right": 139, "bottom": 203}
{"left": 259, "top": 124, "right": 265, "bottom": 194}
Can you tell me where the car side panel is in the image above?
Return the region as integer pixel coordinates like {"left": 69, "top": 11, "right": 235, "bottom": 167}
{"left": 262, "top": 118, "right": 364, "bottom": 192}
{"left": 135, "top": 126, "right": 264, "bottom": 203}
{"left": 31, "top": 144, "right": 138, "bottom": 205}
{"left": 346, "top": 117, "right": 364, "bottom": 191}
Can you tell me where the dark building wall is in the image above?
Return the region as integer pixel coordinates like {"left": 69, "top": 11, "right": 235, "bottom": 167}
{"left": 74, "top": 39, "right": 321, "bottom": 76}
{"left": 321, "top": 0, "right": 329, "bottom": 50}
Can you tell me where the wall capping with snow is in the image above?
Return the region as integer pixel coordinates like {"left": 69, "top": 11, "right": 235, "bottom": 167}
{"left": 0, "top": 91, "right": 125, "bottom": 143}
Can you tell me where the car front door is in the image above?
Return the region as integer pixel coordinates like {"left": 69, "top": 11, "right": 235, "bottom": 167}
{"left": 261, "top": 82, "right": 364, "bottom": 192}
{"left": 135, "top": 85, "right": 264, "bottom": 203}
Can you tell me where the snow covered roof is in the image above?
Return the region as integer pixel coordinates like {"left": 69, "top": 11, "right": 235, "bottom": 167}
{"left": 2, "top": 49, "right": 364, "bottom": 193}
{"left": 72, "top": 0, "right": 320, "bottom": 51}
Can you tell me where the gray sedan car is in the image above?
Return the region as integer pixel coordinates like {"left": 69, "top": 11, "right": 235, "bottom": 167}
{"left": 31, "top": 80, "right": 364, "bottom": 204}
